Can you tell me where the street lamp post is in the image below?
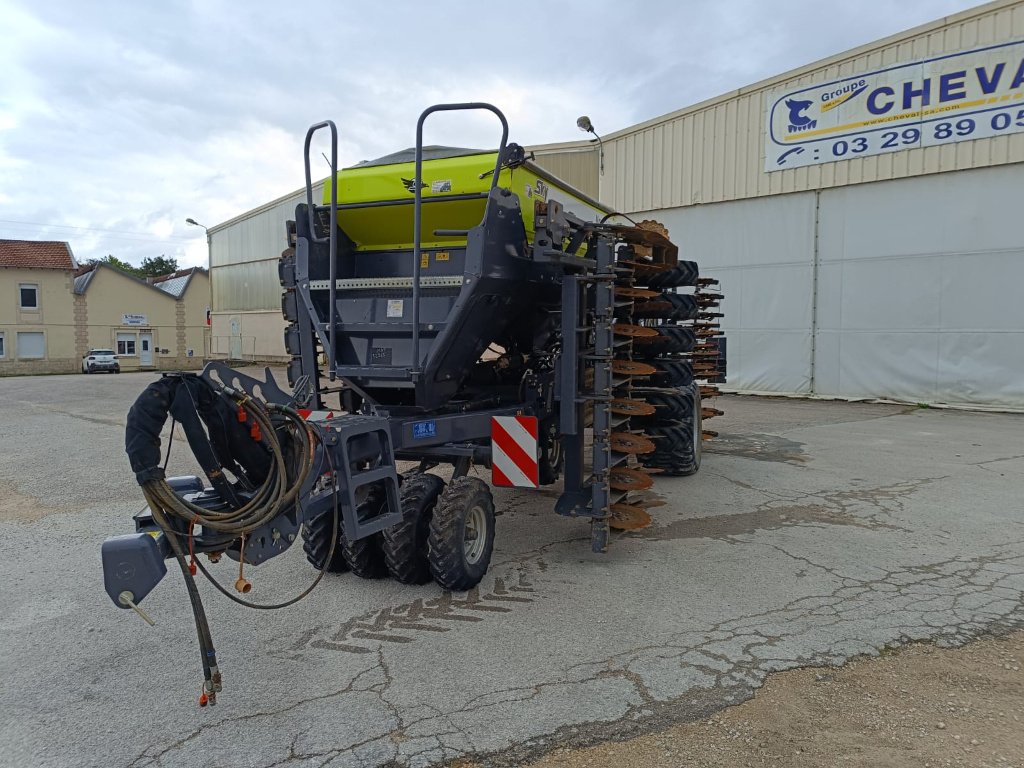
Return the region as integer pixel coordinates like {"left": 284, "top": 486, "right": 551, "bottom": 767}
{"left": 186, "top": 217, "right": 213, "bottom": 360}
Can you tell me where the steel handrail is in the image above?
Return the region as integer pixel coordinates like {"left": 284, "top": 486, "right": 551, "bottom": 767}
{"left": 412, "top": 103, "right": 509, "bottom": 375}
{"left": 303, "top": 121, "right": 339, "bottom": 381}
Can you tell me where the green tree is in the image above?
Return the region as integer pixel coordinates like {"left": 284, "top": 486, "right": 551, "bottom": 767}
{"left": 86, "top": 254, "right": 143, "bottom": 277}
{"left": 139, "top": 255, "right": 179, "bottom": 277}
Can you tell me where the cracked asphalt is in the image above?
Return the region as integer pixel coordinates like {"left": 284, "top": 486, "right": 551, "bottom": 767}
{"left": 1, "top": 371, "right": 1023, "bottom": 768}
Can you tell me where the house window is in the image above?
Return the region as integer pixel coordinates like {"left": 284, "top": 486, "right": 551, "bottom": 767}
{"left": 116, "top": 332, "right": 137, "bottom": 356}
{"left": 16, "top": 331, "right": 45, "bottom": 359}
{"left": 0, "top": 332, "right": 5, "bottom": 358}
{"left": 19, "top": 284, "right": 39, "bottom": 310}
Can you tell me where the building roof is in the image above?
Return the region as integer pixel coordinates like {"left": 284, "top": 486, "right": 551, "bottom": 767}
{"left": 72, "top": 268, "right": 97, "bottom": 294}
{"left": 0, "top": 239, "right": 77, "bottom": 270}
{"left": 151, "top": 266, "right": 206, "bottom": 298}
{"left": 73, "top": 263, "right": 207, "bottom": 297}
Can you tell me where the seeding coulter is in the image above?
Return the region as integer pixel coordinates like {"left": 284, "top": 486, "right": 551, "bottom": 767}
{"left": 101, "top": 104, "right": 725, "bottom": 704}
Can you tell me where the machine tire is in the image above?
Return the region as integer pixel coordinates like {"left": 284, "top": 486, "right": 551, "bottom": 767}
{"left": 640, "top": 383, "right": 702, "bottom": 476}
{"left": 428, "top": 476, "right": 495, "bottom": 591}
{"left": 538, "top": 419, "right": 563, "bottom": 485}
{"left": 635, "top": 325, "right": 696, "bottom": 358}
{"left": 636, "top": 387, "right": 696, "bottom": 425}
{"left": 649, "top": 359, "right": 694, "bottom": 388}
{"left": 647, "top": 261, "right": 699, "bottom": 289}
{"left": 382, "top": 473, "right": 445, "bottom": 584}
{"left": 633, "top": 292, "right": 699, "bottom": 322}
{"left": 301, "top": 501, "right": 349, "bottom": 573}
{"left": 662, "top": 292, "right": 699, "bottom": 321}
{"left": 340, "top": 482, "right": 389, "bottom": 579}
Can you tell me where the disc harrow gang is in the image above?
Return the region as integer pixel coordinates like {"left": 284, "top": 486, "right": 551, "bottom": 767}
{"left": 597, "top": 218, "right": 725, "bottom": 531}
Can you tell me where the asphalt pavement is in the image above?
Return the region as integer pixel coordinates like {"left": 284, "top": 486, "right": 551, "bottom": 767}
{"left": 1, "top": 369, "right": 1022, "bottom": 768}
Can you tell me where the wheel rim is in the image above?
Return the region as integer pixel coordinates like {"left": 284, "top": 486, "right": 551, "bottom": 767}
{"left": 547, "top": 431, "right": 562, "bottom": 467}
{"left": 463, "top": 503, "right": 488, "bottom": 565}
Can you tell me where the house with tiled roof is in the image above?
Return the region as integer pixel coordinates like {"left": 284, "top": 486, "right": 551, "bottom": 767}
{"left": 0, "top": 239, "right": 79, "bottom": 374}
{"left": 73, "top": 263, "right": 209, "bottom": 372}
{"left": 1, "top": 238, "right": 210, "bottom": 375}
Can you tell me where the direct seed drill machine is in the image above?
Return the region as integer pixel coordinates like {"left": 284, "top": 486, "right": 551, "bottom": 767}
{"left": 101, "top": 103, "right": 725, "bottom": 704}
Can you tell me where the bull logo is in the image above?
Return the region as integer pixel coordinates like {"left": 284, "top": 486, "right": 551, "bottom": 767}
{"left": 785, "top": 98, "right": 817, "bottom": 132}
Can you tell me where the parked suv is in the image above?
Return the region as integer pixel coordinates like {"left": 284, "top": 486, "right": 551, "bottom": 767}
{"left": 82, "top": 349, "right": 120, "bottom": 374}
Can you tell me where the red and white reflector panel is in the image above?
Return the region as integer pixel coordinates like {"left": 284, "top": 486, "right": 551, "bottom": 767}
{"left": 297, "top": 409, "right": 335, "bottom": 421}
{"left": 491, "top": 415, "right": 539, "bottom": 488}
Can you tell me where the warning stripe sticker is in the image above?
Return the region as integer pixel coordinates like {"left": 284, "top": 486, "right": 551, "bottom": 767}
{"left": 491, "top": 416, "right": 539, "bottom": 488}
{"left": 297, "top": 409, "right": 335, "bottom": 421}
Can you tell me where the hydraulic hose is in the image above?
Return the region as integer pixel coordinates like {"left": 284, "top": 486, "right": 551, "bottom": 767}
{"left": 191, "top": 442, "right": 340, "bottom": 611}
{"left": 126, "top": 375, "right": 323, "bottom": 705}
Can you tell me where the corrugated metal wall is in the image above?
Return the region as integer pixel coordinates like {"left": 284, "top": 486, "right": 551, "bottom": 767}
{"left": 813, "top": 163, "right": 1024, "bottom": 405}
{"left": 603, "top": 0, "right": 1024, "bottom": 213}
{"left": 634, "top": 193, "right": 818, "bottom": 395}
{"left": 209, "top": 185, "right": 321, "bottom": 312}
{"left": 529, "top": 146, "right": 600, "bottom": 198}
{"left": 633, "top": 163, "right": 1024, "bottom": 407}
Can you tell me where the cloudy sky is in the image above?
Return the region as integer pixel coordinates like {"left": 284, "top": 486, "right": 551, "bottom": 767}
{"left": 0, "top": 0, "right": 983, "bottom": 268}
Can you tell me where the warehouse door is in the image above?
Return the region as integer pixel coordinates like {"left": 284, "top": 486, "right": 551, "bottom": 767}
{"left": 139, "top": 333, "right": 153, "bottom": 366}
{"left": 814, "top": 164, "right": 1024, "bottom": 406}
{"left": 229, "top": 317, "right": 242, "bottom": 360}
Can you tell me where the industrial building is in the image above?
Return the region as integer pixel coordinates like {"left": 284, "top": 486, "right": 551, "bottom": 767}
{"left": 208, "top": 0, "right": 1024, "bottom": 407}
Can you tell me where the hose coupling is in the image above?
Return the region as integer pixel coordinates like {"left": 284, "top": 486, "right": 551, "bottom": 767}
{"left": 199, "top": 678, "right": 217, "bottom": 707}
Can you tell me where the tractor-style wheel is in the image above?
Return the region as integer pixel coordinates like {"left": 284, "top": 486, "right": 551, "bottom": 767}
{"left": 633, "top": 292, "right": 699, "bottom": 321}
{"left": 649, "top": 359, "right": 694, "bottom": 388}
{"left": 340, "top": 483, "right": 390, "bottom": 579}
{"left": 538, "top": 419, "right": 563, "bottom": 485}
{"left": 647, "top": 261, "right": 699, "bottom": 289}
{"left": 634, "top": 325, "right": 697, "bottom": 359}
{"left": 428, "top": 476, "right": 496, "bottom": 591}
{"left": 301, "top": 500, "right": 349, "bottom": 573}
{"left": 382, "top": 473, "right": 445, "bottom": 584}
{"left": 635, "top": 386, "right": 697, "bottom": 426}
{"left": 640, "top": 383, "right": 702, "bottom": 476}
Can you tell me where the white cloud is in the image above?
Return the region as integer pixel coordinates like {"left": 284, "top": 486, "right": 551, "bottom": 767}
{"left": 0, "top": 0, "right": 983, "bottom": 267}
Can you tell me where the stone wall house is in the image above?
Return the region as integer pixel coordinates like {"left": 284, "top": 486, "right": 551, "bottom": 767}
{"left": 73, "top": 264, "right": 210, "bottom": 372}
{"left": 1, "top": 238, "right": 209, "bottom": 376}
{"left": 0, "top": 239, "right": 80, "bottom": 375}
{"left": 150, "top": 267, "right": 211, "bottom": 367}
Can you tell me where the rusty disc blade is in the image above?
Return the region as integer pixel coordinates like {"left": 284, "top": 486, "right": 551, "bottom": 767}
{"left": 617, "top": 259, "right": 668, "bottom": 276}
{"left": 610, "top": 432, "right": 657, "bottom": 454}
{"left": 608, "top": 503, "right": 653, "bottom": 531}
{"left": 610, "top": 398, "right": 657, "bottom": 417}
{"left": 612, "top": 359, "right": 658, "bottom": 377}
{"left": 609, "top": 467, "right": 654, "bottom": 491}
{"left": 614, "top": 323, "right": 659, "bottom": 338}
{"left": 616, "top": 286, "right": 660, "bottom": 299}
